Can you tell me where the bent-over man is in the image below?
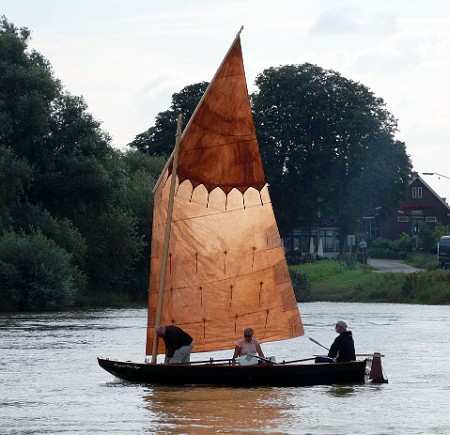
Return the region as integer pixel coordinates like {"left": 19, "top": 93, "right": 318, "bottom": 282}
{"left": 156, "top": 325, "right": 194, "bottom": 364}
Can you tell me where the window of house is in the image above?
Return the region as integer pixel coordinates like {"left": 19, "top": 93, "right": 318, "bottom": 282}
{"left": 411, "top": 186, "right": 423, "bottom": 199}
{"left": 398, "top": 216, "right": 409, "bottom": 222}
{"left": 425, "top": 216, "right": 437, "bottom": 222}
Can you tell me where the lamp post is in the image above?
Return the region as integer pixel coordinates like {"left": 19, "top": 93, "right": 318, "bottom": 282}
{"left": 316, "top": 208, "right": 320, "bottom": 259}
{"left": 422, "top": 172, "right": 450, "bottom": 180}
{"left": 423, "top": 172, "right": 450, "bottom": 204}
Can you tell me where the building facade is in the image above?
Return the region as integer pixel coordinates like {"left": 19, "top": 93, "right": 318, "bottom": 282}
{"left": 282, "top": 173, "right": 450, "bottom": 260}
{"left": 379, "top": 173, "right": 450, "bottom": 241}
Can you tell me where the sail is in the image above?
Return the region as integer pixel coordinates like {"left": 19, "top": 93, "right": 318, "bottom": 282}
{"left": 146, "top": 31, "right": 303, "bottom": 356}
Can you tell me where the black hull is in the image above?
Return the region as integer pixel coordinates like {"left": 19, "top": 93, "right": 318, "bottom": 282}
{"left": 97, "top": 357, "right": 367, "bottom": 387}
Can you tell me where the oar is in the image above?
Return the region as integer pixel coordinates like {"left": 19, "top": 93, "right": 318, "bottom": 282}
{"left": 185, "top": 358, "right": 232, "bottom": 365}
{"left": 309, "top": 337, "right": 386, "bottom": 358}
{"left": 281, "top": 357, "right": 317, "bottom": 364}
{"left": 251, "top": 354, "right": 277, "bottom": 364}
{"left": 356, "top": 353, "right": 385, "bottom": 357}
{"left": 308, "top": 336, "right": 329, "bottom": 351}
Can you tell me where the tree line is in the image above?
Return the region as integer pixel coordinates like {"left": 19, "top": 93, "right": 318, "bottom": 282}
{"left": 131, "top": 65, "right": 412, "bottom": 243}
{"left": 0, "top": 17, "right": 165, "bottom": 311}
{"left": 0, "top": 17, "right": 411, "bottom": 311}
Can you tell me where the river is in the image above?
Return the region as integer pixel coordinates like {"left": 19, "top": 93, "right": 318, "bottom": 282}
{"left": 1, "top": 302, "right": 449, "bottom": 434}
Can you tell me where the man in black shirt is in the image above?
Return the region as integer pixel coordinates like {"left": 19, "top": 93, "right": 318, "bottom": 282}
{"left": 156, "top": 325, "right": 194, "bottom": 364}
{"left": 328, "top": 320, "right": 356, "bottom": 362}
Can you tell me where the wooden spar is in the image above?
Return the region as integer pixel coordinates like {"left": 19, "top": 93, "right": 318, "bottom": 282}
{"left": 308, "top": 336, "right": 329, "bottom": 351}
{"left": 151, "top": 114, "right": 183, "bottom": 364}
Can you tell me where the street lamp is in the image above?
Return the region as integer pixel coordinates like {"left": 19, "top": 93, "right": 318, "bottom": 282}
{"left": 422, "top": 172, "right": 450, "bottom": 180}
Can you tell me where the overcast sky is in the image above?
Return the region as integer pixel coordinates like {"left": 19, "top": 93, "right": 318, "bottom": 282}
{"left": 3, "top": 0, "right": 450, "bottom": 202}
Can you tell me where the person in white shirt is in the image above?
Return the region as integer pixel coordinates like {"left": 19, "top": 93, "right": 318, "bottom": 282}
{"left": 232, "top": 327, "right": 265, "bottom": 363}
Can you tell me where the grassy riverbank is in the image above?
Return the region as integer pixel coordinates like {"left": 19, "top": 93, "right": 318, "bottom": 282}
{"left": 290, "top": 258, "right": 450, "bottom": 305}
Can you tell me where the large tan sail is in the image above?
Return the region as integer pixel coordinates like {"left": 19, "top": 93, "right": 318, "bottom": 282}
{"left": 146, "top": 32, "right": 303, "bottom": 356}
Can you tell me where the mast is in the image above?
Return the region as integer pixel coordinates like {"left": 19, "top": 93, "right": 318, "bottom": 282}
{"left": 150, "top": 114, "right": 183, "bottom": 363}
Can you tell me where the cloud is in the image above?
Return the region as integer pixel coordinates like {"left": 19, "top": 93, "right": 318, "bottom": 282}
{"left": 310, "top": 5, "right": 397, "bottom": 35}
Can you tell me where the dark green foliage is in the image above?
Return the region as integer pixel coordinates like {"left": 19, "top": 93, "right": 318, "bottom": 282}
{"left": 406, "top": 252, "right": 438, "bottom": 270}
{"left": 84, "top": 209, "right": 142, "bottom": 293}
{"left": 370, "top": 223, "right": 449, "bottom": 259}
{"left": 11, "top": 203, "right": 87, "bottom": 267}
{"left": 251, "top": 64, "right": 411, "bottom": 239}
{"left": 357, "top": 269, "right": 450, "bottom": 304}
{"left": 417, "top": 221, "right": 448, "bottom": 253}
{"left": 369, "top": 235, "right": 411, "bottom": 259}
{"left": 111, "top": 151, "right": 165, "bottom": 274}
{"left": 290, "top": 269, "right": 311, "bottom": 302}
{"left": 0, "top": 17, "right": 60, "bottom": 161}
{"left": 129, "top": 82, "right": 208, "bottom": 155}
{"left": 0, "top": 145, "right": 33, "bottom": 228}
{"left": 296, "top": 259, "right": 450, "bottom": 305}
{"left": 0, "top": 232, "right": 83, "bottom": 311}
{"left": 0, "top": 18, "right": 165, "bottom": 310}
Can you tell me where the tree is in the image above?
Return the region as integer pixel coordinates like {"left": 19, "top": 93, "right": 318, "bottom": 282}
{"left": 0, "top": 16, "right": 60, "bottom": 161}
{"left": 129, "top": 82, "right": 208, "bottom": 155}
{"left": 0, "top": 145, "right": 32, "bottom": 228}
{"left": 0, "top": 232, "right": 81, "bottom": 311}
{"left": 1, "top": 17, "right": 157, "bottom": 306}
{"left": 418, "top": 221, "right": 449, "bottom": 253}
{"left": 251, "top": 64, "right": 411, "bottom": 245}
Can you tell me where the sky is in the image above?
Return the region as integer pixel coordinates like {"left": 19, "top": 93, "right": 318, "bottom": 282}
{"left": 2, "top": 0, "right": 450, "bottom": 202}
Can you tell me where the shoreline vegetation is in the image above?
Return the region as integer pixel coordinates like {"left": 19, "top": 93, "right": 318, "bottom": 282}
{"left": 2, "top": 256, "right": 449, "bottom": 314}
{"left": 290, "top": 254, "right": 450, "bottom": 305}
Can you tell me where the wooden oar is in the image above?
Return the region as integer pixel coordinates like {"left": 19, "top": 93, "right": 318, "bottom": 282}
{"left": 308, "top": 336, "right": 329, "bottom": 351}
{"left": 356, "top": 353, "right": 385, "bottom": 357}
{"left": 280, "top": 357, "right": 317, "bottom": 364}
{"left": 309, "top": 337, "right": 385, "bottom": 358}
{"left": 186, "top": 358, "right": 232, "bottom": 365}
{"left": 245, "top": 354, "right": 277, "bottom": 364}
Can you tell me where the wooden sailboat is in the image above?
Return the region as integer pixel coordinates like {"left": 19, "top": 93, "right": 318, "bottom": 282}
{"left": 98, "top": 29, "right": 385, "bottom": 387}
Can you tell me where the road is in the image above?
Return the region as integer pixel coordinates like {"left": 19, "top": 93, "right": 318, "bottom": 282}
{"left": 368, "top": 258, "right": 423, "bottom": 273}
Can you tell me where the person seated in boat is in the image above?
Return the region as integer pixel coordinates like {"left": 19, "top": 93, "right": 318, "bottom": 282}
{"left": 232, "top": 327, "right": 265, "bottom": 364}
{"left": 328, "top": 320, "right": 356, "bottom": 362}
{"left": 155, "top": 325, "right": 194, "bottom": 364}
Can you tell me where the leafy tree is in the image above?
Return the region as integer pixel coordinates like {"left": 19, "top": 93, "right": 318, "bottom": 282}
{"left": 434, "top": 222, "right": 449, "bottom": 241}
{"left": 1, "top": 17, "right": 154, "bottom": 306}
{"left": 0, "top": 16, "right": 60, "bottom": 161}
{"left": 11, "top": 203, "right": 87, "bottom": 267}
{"left": 0, "top": 145, "right": 33, "bottom": 228}
{"left": 391, "top": 233, "right": 413, "bottom": 252}
{"left": 251, "top": 64, "right": 411, "bottom": 246}
{"left": 129, "top": 82, "right": 208, "bottom": 155}
{"left": 0, "top": 232, "right": 81, "bottom": 311}
{"left": 112, "top": 151, "right": 165, "bottom": 269}
{"left": 418, "top": 221, "right": 449, "bottom": 253}
{"left": 84, "top": 209, "right": 142, "bottom": 293}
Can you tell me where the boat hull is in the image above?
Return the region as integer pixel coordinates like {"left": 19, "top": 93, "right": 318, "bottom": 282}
{"left": 97, "top": 357, "right": 367, "bottom": 387}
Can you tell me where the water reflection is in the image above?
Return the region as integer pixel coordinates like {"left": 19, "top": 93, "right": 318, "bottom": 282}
{"left": 142, "top": 386, "right": 294, "bottom": 434}
{"left": 327, "top": 385, "right": 356, "bottom": 397}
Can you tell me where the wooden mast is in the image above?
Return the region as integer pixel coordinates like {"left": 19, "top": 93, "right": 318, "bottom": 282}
{"left": 151, "top": 113, "right": 183, "bottom": 363}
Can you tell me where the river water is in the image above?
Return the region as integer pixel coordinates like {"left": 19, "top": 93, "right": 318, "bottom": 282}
{"left": 1, "top": 302, "right": 449, "bottom": 434}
